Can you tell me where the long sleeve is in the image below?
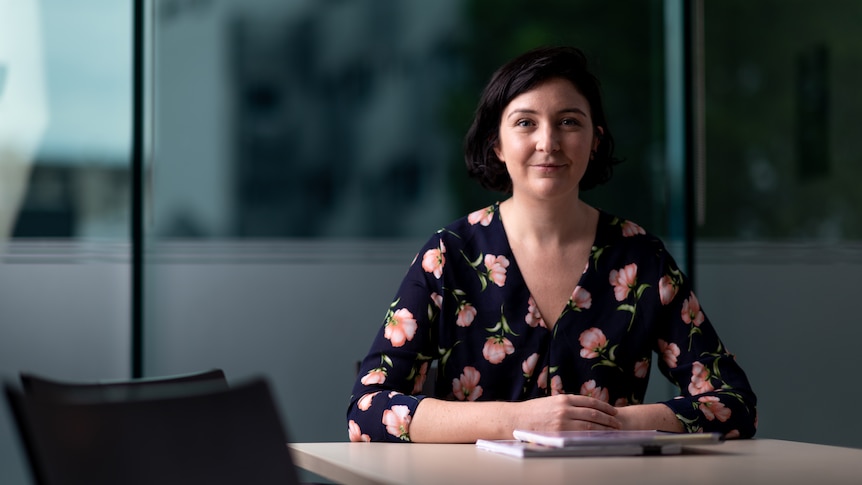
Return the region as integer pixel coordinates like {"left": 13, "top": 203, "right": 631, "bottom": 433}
{"left": 347, "top": 236, "right": 444, "bottom": 442}
{"left": 651, "top": 245, "right": 758, "bottom": 437}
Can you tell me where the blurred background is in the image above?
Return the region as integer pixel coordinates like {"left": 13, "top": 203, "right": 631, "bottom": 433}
{"left": 1, "top": 0, "right": 861, "bottom": 483}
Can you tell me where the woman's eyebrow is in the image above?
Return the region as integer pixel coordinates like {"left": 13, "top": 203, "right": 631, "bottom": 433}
{"left": 560, "top": 107, "right": 588, "bottom": 116}
{"left": 505, "top": 107, "right": 588, "bottom": 119}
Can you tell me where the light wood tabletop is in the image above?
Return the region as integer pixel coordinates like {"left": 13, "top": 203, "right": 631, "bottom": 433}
{"left": 289, "top": 439, "right": 862, "bottom": 485}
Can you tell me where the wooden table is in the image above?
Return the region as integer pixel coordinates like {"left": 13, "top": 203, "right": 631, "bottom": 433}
{"left": 289, "top": 439, "right": 862, "bottom": 485}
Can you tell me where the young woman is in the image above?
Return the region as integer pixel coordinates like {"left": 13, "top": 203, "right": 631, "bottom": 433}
{"left": 347, "top": 46, "right": 757, "bottom": 443}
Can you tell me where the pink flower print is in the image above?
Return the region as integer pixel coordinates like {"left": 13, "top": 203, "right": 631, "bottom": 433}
{"left": 609, "top": 263, "right": 638, "bottom": 301}
{"left": 348, "top": 420, "right": 371, "bottom": 442}
{"left": 688, "top": 361, "right": 715, "bottom": 395}
{"left": 659, "top": 275, "right": 678, "bottom": 305}
{"left": 580, "top": 379, "right": 609, "bottom": 403}
{"left": 551, "top": 375, "right": 564, "bottom": 395}
{"left": 360, "top": 368, "right": 386, "bottom": 386}
{"left": 430, "top": 292, "right": 443, "bottom": 309}
{"left": 484, "top": 254, "right": 510, "bottom": 287}
{"left": 525, "top": 296, "right": 546, "bottom": 328}
{"left": 724, "top": 430, "right": 741, "bottom": 439}
{"left": 634, "top": 358, "right": 649, "bottom": 378}
{"left": 452, "top": 366, "right": 483, "bottom": 401}
{"left": 698, "top": 396, "right": 731, "bottom": 422}
{"left": 468, "top": 205, "right": 495, "bottom": 226}
{"left": 615, "top": 397, "right": 629, "bottom": 407}
{"left": 681, "top": 292, "right": 705, "bottom": 327}
{"left": 621, "top": 220, "right": 646, "bottom": 237}
{"left": 570, "top": 286, "right": 592, "bottom": 310}
{"left": 522, "top": 353, "right": 539, "bottom": 377}
{"left": 384, "top": 308, "right": 417, "bottom": 347}
{"left": 382, "top": 405, "right": 412, "bottom": 440}
{"left": 658, "top": 339, "right": 680, "bottom": 368}
{"left": 421, "top": 241, "right": 446, "bottom": 278}
{"left": 357, "top": 391, "right": 380, "bottom": 411}
{"left": 482, "top": 335, "right": 514, "bottom": 364}
{"left": 456, "top": 303, "right": 477, "bottom": 327}
{"left": 578, "top": 327, "right": 608, "bottom": 359}
{"left": 538, "top": 366, "right": 549, "bottom": 389}
{"left": 412, "top": 362, "right": 429, "bottom": 394}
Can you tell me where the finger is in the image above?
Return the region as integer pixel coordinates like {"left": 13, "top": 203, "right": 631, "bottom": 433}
{"left": 566, "top": 405, "right": 622, "bottom": 429}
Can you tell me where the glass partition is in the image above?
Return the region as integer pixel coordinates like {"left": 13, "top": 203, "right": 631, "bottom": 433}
{"left": 144, "top": 0, "right": 676, "bottom": 444}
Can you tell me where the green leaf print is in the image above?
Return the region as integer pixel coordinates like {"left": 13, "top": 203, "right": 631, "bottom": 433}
{"left": 438, "top": 342, "right": 461, "bottom": 370}
{"left": 486, "top": 305, "right": 518, "bottom": 337}
{"left": 590, "top": 245, "right": 607, "bottom": 270}
{"left": 675, "top": 413, "right": 702, "bottom": 433}
{"left": 463, "top": 250, "right": 489, "bottom": 291}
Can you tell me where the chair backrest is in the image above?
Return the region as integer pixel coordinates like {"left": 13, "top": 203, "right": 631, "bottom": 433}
{"left": 19, "top": 369, "right": 228, "bottom": 402}
{"left": 5, "top": 377, "right": 300, "bottom": 485}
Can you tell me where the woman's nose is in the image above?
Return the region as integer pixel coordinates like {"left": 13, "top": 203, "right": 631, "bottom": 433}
{"left": 535, "top": 125, "right": 560, "bottom": 153}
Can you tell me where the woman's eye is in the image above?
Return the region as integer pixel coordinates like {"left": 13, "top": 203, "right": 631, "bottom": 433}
{"left": 515, "top": 119, "right": 533, "bottom": 127}
{"left": 561, "top": 118, "right": 580, "bottom": 127}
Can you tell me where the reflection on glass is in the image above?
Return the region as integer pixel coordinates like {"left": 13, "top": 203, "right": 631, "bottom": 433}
{"left": 152, "top": 0, "right": 669, "bottom": 240}
{"left": 701, "top": 0, "right": 862, "bottom": 241}
{"left": 0, "top": 1, "right": 47, "bottom": 247}
{"left": 9, "top": 0, "right": 131, "bottom": 241}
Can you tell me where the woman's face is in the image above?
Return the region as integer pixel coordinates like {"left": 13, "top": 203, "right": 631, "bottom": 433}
{"left": 493, "top": 77, "right": 601, "bottom": 203}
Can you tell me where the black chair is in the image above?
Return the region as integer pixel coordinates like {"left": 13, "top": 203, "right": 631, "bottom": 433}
{"left": 19, "top": 368, "right": 228, "bottom": 402}
{"left": 5, "top": 377, "right": 300, "bottom": 485}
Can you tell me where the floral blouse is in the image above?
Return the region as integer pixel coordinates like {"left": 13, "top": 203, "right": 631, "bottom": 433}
{"left": 347, "top": 203, "right": 757, "bottom": 442}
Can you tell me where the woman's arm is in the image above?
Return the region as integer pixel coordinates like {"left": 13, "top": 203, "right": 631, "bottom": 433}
{"left": 408, "top": 394, "right": 622, "bottom": 443}
{"left": 651, "top": 245, "right": 758, "bottom": 438}
{"left": 615, "top": 403, "right": 683, "bottom": 432}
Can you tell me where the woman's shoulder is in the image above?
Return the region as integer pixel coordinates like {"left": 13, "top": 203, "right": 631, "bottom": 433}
{"left": 410, "top": 203, "right": 507, "bottom": 264}
{"left": 435, "top": 203, "right": 503, "bottom": 241}
{"left": 595, "top": 209, "right": 669, "bottom": 256}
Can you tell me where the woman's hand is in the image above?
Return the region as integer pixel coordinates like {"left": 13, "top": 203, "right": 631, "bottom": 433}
{"left": 512, "top": 394, "right": 622, "bottom": 432}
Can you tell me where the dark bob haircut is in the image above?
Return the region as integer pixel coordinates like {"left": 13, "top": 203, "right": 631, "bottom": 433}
{"left": 464, "top": 46, "right": 622, "bottom": 193}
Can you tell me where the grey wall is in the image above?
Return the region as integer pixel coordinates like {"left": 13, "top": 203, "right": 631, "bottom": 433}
{"left": 696, "top": 242, "right": 862, "bottom": 448}
{"left": 142, "top": 240, "right": 419, "bottom": 443}
{"left": 0, "top": 243, "right": 131, "bottom": 485}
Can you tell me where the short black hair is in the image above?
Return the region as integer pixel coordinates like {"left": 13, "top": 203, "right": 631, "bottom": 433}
{"left": 464, "top": 46, "right": 622, "bottom": 193}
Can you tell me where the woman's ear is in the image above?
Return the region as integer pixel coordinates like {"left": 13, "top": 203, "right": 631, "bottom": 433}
{"left": 593, "top": 126, "right": 604, "bottom": 152}
{"left": 492, "top": 140, "right": 505, "bottom": 163}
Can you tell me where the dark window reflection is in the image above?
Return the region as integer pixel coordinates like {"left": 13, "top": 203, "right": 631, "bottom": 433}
{"left": 701, "top": 0, "right": 862, "bottom": 240}
{"left": 150, "top": 0, "right": 669, "bottom": 240}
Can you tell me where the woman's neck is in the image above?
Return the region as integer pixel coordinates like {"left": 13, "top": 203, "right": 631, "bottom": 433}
{"left": 499, "top": 195, "right": 596, "bottom": 247}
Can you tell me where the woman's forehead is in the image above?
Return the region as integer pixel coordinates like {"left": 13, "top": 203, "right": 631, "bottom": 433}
{"left": 503, "top": 78, "right": 591, "bottom": 113}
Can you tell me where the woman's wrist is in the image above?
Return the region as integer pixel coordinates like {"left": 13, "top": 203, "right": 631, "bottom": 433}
{"left": 616, "top": 403, "right": 683, "bottom": 432}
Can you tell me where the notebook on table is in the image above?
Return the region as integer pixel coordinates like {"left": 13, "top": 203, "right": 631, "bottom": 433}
{"left": 477, "top": 430, "right": 723, "bottom": 458}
